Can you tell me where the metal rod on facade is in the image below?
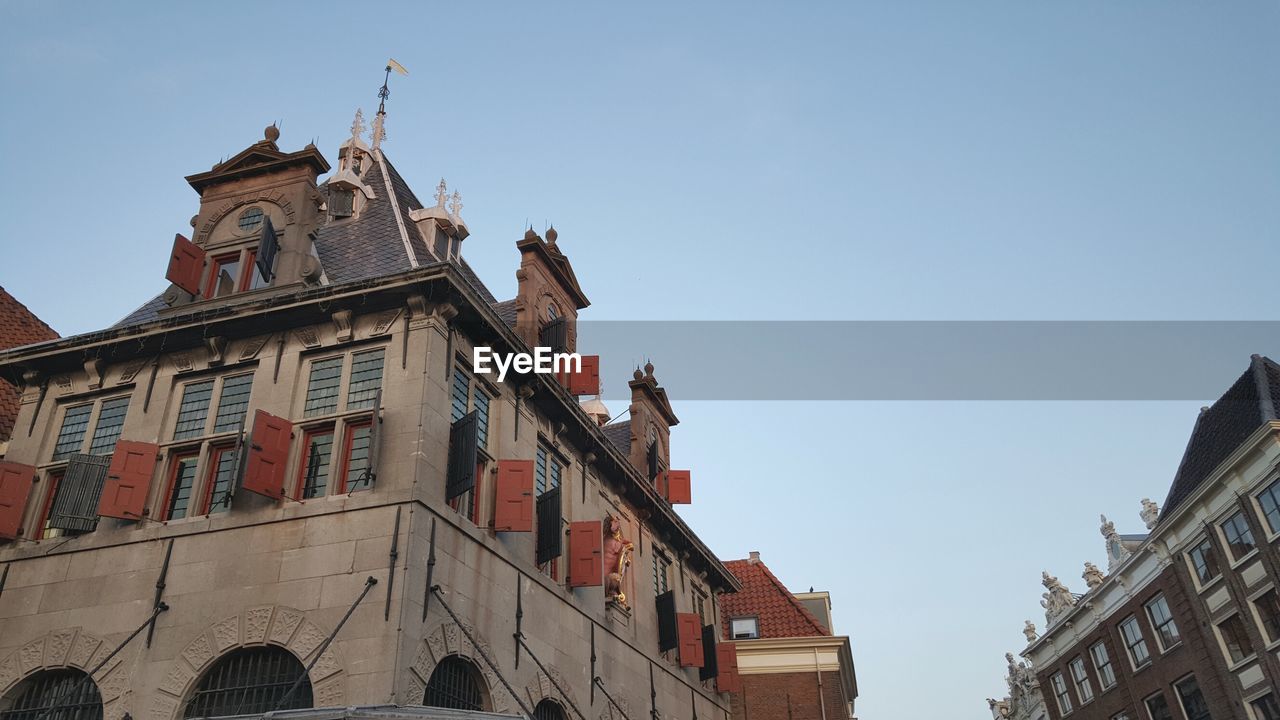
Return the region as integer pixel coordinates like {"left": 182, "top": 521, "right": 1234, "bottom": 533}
{"left": 649, "top": 662, "right": 658, "bottom": 720}
{"left": 0, "top": 562, "right": 9, "bottom": 600}
{"left": 592, "top": 677, "right": 633, "bottom": 720}
{"left": 516, "top": 635, "right": 587, "bottom": 720}
{"left": 430, "top": 586, "right": 534, "bottom": 719}
{"left": 422, "top": 517, "right": 437, "bottom": 621}
{"left": 146, "top": 539, "right": 175, "bottom": 648}
{"left": 274, "top": 576, "right": 377, "bottom": 711}
{"left": 385, "top": 507, "right": 402, "bottom": 621}
{"left": 26, "top": 382, "right": 47, "bottom": 436}
{"left": 514, "top": 576, "right": 523, "bottom": 669}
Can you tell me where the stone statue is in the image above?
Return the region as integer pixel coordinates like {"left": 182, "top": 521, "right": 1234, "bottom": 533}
{"left": 1140, "top": 498, "right": 1160, "bottom": 530}
{"left": 603, "top": 513, "right": 634, "bottom": 608}
{"left": 987, "top": 698, "right": 1011, "bottom": 719}
{"left": 1101, "top": 514, "right": 1131, "bottom": 571}
{"left": 1022, "top": 620, "right": 1037, "bottom": 643}
{"left": 1040, "top": 571, "right": 1077, "bottom": 626}
{"left": 1082, "top": 561, "right": 1105, "bottom": 590}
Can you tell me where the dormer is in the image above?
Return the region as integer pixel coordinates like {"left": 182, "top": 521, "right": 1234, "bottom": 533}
{"left": 513, "top": 228, "right": 589, "bottom": 353}
{"left": 626, "top": 362, "right": 679, "bottom": 481}
{"left": 326, "top": 110, "right": 377, "bottom": 222}
{"left": 163, "top": 125, "right": 329, "bottom": 309}
{"left": 410, "top": 179, "right": 470, "bottom": 262}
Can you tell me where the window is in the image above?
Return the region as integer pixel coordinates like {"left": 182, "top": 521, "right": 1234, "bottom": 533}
{"left": 1050, "top": 672, "right": 1072, "bottom": 715}
{"left": 0, "top": 668, "right": 102, "bottom": 720}
{"left": 1145, "top": 694, "right": 1173, "bottom": 720}
{"left": 35, "top": 470, "right": 64, "bottom": 540}
{"left": 329, "top": 188, "right": 354, "bottom": 219}
{"left": 533, "top": 699, "right": 567, "bottom": 720}
{"left": 694, "top": 587, "right": 709, "bottom": 627}
{"left": 1090, "top": 641, "right": 1117, "bottom": 689}
{"left": 52, "top": 404, "right": 93, "bottom": 460}
{"left": 237, "top": 207, "right": 264, "bottom": 233}
{"left": 183, "top": 647, "right": 310, "bottom": 718}
{"left": 450, "top": 368, "right": 490, "bottom": 447}
{"left": 297, "top": 427, "right": 334, "bottom": 499}
{"left": 203, "top": 446, "right": 238, "bottom": 515}
{"left": 1112, "top": 714, "right": 1131, "bottom": 720}
{"left": 1259, "top": 479, "right": 1280, "bottom": 535}
{"left": 535, "top": 444, "right": 563, "bottom": 497}
{"left": 346, "top": 349, "right": 384, "bottom": 410}
{"left": 174, "top": 380, "right": 215, "bottom": 439}
{"left": 87, "top": 397, "right": 129, "bottom": 455}
{"left": 1069, "top": 656, "right": 1093, "bottom": 703}
{"left": 1188, "top": 536, "right": 1221, "bottom": 586}
{"left": 213, "top": 374, "right": 253, "bottom": 432}
{"left": 1145, "top": 594, "right": 1181, "bottom": 650}
{"left": 1217, "top": 613, "right": 1255, "bottom": 664}
{"left": 730, "top": 617, "right": 759, "bottom": 640}
{"left": 423, "top": 655, "right": 487, "bottom": 712}
{"left": 304, "top": 358, "right": 344, "bottom": 417}
{"left": 1174, "top": 677, "right": 1211, "bottom": 720}
{"left": 205, "top": 253, "right": 248, "bottom": 298}
{"left": 338, "top": 421, "right": 373, "bottom": 493}
{"left": 163, "top": 454, "right": 199, "bottom": 521}
{"left": 1119, "top": 615, "right": 1150, "bottom": 668}
{"left": 653, "top": 551, "right": 671, "bottom": 596}
{"left": 1253, "top": 587, "right": 1280, "bottom": 644}
{"left": 1251, "top": 694, "right": 1280, "bottom": 720}
{"left": 1220, "top": 510, "right": 1256, "bottom": 561}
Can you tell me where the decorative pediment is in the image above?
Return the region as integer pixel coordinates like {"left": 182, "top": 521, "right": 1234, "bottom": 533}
{"left": 185, "top": 127, "right": 330, "bottom": 194}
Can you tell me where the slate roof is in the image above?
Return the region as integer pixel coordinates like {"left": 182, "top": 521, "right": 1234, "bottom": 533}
{"left": 602, "top": 420, "right": 631, "bottom": 454}
{"left": 718, "top": 556, "right": 829, "bottom": 639}
{"left": 1159, "top": 354, "right": 1280, "bottom": 522}
{"left": 0, "top": 287, "right": 59, "bottom": 440}
{"left": 492, "top": 299, "right": 517, "bottom": 328}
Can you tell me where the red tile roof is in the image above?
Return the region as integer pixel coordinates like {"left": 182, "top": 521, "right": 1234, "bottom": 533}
{"left": 719, "top": 556, "right": 828, "bottom": 639}
{"left": 0, "top": 286, "right": 58, "bottom": 441}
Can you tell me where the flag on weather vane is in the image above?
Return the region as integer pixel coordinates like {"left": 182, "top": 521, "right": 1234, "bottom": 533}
{"left": 387, "top": 58, "right": 408, "bottom": 75}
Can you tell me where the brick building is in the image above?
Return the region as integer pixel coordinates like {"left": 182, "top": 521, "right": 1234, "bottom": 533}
{"left": 717, "top": 552, "right": 857, "bottom": 720}
{"left": 0, "top": 286, "right": 58, "bottom": 454}
{"left": 1009, "top": 355, "right": 1280, "bottom": 720}
{"left": 0, "top": 103, "right": 747, "bottom": 720}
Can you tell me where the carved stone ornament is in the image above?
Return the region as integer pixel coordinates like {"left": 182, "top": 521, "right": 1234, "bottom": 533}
{"left": 117, "top": 358, "right": 149, "bottom": 384}
{"left": 296, "top": 327, "right": 321, "bottom": 349}
{"left": 239, "top": 335, "right": 272, "bottom": 362}
{"left": 52, "top": 375, "right": 72, "bottom": 395}
{"left": 83, "top": 358, "right": 106, "bottom": 391}
{"left": 1140, "top": 498, "right": 1160, "bottom": 530}
{"left": 370, "top": 309, "right": 402, "bottom": 336}
{"left": 205, "top": 336, "right": 228, "bottom": 366}
{"left": 171, "top": 352, "right": 195, "bottom": 374}
{"left": 1082, "top": 561, "right": 1105, "bottom": 591}
{"left": 1101, "top": 514, "right": 1131, "bottom": 571}
{"left": 1022, "top": 620, "right": 1037, "bottom": 643}
{"left": 331, "top": 310, "right": 353, "bottom": 343}
{"left": 1040, "top": 571, "right": 1077, "bottom": 626}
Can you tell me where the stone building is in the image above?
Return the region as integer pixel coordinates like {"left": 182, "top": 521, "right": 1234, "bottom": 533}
{"left": 716, "top": 552, "right": 857, "bottom": 720}
{"left": 0, "top": 104, "right": 744, "bottom": 720}
{"left": 0, "top": 286, "right": 58, "bottom": 457}
{"left": 1003, "top": 355, "right": 1280, "bottom": 720}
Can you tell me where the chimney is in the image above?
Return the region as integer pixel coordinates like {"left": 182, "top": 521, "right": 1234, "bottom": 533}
{"left": 748, "top": 551, "right": 761, "bottom": 564}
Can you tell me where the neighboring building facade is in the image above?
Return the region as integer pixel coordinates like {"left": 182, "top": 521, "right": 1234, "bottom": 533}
{"left": 717, "top": 552, "right": 857, "bottom": 720}
{"left": 0, "top": 107, "right": 744, "bottom": 720}
{"left": 0, "top": 286, "right": 58, "bottom": 456}
{"left": 1006, "top": 355, "right": 1280, "bottom": 720}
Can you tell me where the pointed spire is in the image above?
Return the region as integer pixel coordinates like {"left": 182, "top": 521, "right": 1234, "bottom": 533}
{"left": 349, "top": 109, "right": 366, "bottom": 142}
{"left": 449, "top": 190, "right": 463, "bottom": 218}
{"left": 370, "top": 111, "right": 386, "bottom": 151}
{"left": 435, "top": 179, "right": 448, "bottom": 208}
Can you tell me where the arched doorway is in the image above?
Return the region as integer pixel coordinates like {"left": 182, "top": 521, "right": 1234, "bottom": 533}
{"left": 533, "top": 698, "right": 568, "bottom": 720}
{"left": 183, "top": 646, "right": 311, "bottom": 718}
{"left": 0, "top": 669, "right": 102, "bottom": 720}
{"left": 423, "top": 655, "right": 489, "bottom": 712}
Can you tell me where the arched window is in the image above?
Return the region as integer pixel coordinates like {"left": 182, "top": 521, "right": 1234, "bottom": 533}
{"left": 547, "top": 303, "right": 559, "bottom": 321}
{"left": 423, "top": 655, "right": 488, "bottom": 712}
{"left": 183, "top": 647, "right": 311, "bottom": 718}
{"left": 533, "top": 698, "right": 568, "bottom": 720}
{"left": 0, "top": 669, "right": 102, "bottom": 720}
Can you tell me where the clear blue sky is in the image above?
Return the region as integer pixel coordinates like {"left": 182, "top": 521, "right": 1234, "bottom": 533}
{"left": 3, "top": 2, "right": 1278, "bottom": 717}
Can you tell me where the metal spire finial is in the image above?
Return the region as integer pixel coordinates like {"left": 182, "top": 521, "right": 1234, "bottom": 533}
{"left": 435, "top": 179, "right": 448, "bottom": 208}
{"left": 372, "top": 60, "right": 407, "bottom": 150}
{"left": 449, "top": 190, "right": 463, "bottom": 218}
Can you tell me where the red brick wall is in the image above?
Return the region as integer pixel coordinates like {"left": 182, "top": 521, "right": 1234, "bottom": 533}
{"left": 731, "top": 671, "right": 849, "bottom": 720}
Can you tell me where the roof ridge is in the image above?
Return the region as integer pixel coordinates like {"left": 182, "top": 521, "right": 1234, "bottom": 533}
{"left": 0, "top": 286, "right": 58, "bottom": 339}
{"left": 1251, "top": 354, "right": 1278, "bottom": 422}
{"left": 373, "top": 150, "right": 418, "bottom": 268}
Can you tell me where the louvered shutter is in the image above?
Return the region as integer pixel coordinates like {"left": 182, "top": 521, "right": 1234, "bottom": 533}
{"left": 539, "top": 316, "right": 569, "bottom": 354}
{"left": 242, "top": 410, "right": 292, "bottom": 499}
{"left": 536, "top": 486, "right": 563, "bottom": 564}
{"left": 677, "top": 613, "right": 704, "bottom": 667}
{"left": 98, "top": 441, "right": 159, "bottom": 520}
{"left": 647, "top": 442, "right": 658, "bottom": 482}
{"left": 165, "top": 233, "right": 206, "bottom": 296}
{"left": 0, "top": 462, "right": 36, "bottom": 539}
{"left": 363, "top": 388, "right": 383, "bottom": 487}
{"left": 446, "top": 410, "right": 478, "bottom": 500}
{"left": 567, "top": 520, "right": 602, "bottom": 587}
{"left": 716, "top": 643, "right": 741, "bottom": 693}
{"left": 699, "top": 626, "right": 720, "bottom": 681}
{"left": 49, "top": 454, "right": 110, "bottom": 532}
{"left": 494, "top": 460, "right": 534, "bottom": 532}
{"left": 662, "top": 470, "right": 691, "bottom": 504}
{"left": 656, "top": 590, "right": 678, "bottom": 651}
{"left": 566, "top": 355, "right": 600, "bottom": 396}
{"left": 257, "top": 217, "right": 278, "bottom": 283}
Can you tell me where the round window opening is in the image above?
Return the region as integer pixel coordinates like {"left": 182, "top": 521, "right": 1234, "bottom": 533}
{"left": 237, "top": 207, "right": 264, "bottom": 233}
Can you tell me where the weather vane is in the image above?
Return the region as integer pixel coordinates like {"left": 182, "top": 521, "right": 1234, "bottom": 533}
{"left": 377, "top": 58, "right": 409, "bottom": 116}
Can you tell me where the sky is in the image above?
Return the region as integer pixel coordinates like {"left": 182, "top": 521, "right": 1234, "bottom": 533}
{"left": 2, "top": 2, "right": 1279, "bottom": 717}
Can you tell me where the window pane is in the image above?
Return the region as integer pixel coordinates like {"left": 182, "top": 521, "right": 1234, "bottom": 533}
{"left": 1255, "top": 589, "right": 1280, "bottom": 643}
{"left": 1251, "top": 695, "right": 1280, "bottom": 720}
{"left": 52, "top": 405, "right": 93, "bottom": 460}
{"left": 206, "top": 448, "right": 237, "bottom": 515}
{"left": 1051, "top": 672, "right": 1072, "bottom": 714}
{"left": 87, "top": 397, "right": 130, "bottom": 455}
{"left": 1175, "top": 678, "right": 1210, "bottom": 720}
{"left": 1260, "top": 481, "right": 1280, "bottom": 534}
{"left": 1121, "top": 616, "right": 1150, "bottom": 666}
{"left": 1220, "top": 511, "right": 1256, "bottom": 560}
{"left": 1146, "top": 694, "right": 1173, "bottom": 720}
{"left": 451, "top": 370, "right": 470, "bottom": 422}
{"left": 730, "top": 618, "right": 757, "bottom": 639}
{"left": 653, "top": 553, "right": 670, "bottom": 596}
{"left": 304, "top": 358, "right": 343, "bottom": 417}
{"left": 174, "top": 381, "right": 215, "bottom": 440}
{"left": 1218, "top": 614, "right": 1254, "bottom": 664}
{"left": 473, "top": 389, "right": 490, "bottom": 450}
{"left": 300, "top": 430, "right": 334, "bottom": 499}
{"left": 1189, "top": 537, "right": 1220, "bottom": 585}
{"left": 343, "top": 424, "right": 373, "bottom": 492}
{"left": 213, "top": 375, "right": 253, "bottom": 433}
{"left": 1070, "top": 658, "right": 1093, "bottom": 703}
{"left": 346, "top": 349, "right": 384, "bottom": 410}
{"left": 1090, "top": 642, "right": 1116, "bottom": 688}
{"left": 1146, "top": 594, "right": 1181, "bottom": 649}
{"left": 210, "top": 257, "right": 240, "bottom": 298}
{"left": 166, "top": 456, "right": 199, "bottom": 520}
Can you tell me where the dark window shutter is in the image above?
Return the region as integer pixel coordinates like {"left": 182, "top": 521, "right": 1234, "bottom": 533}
{"left": 330, "top": 188, "right": 354, "bottom": 218}
{"left": 539, "top": 316, "right": 569, "bottom": 354}
{"left": 166, "top": 233, "right": 206, "bottom": 296}
{"left": 495, "top": 459, "right": 535, "bottom": 532}
{"left": 98, "top": 440, "right": 159, "bottom": 520}
{"left": 49, "top": 454, "right": 110, "bottom": 532}
{"left": 656, "top": 590, "right": 678, "bottom": 652}
{"left": 0, "top": 461, "right": 36, "bottom": 539}
{"left": 647, "top": 442, "right": 659, "bottom": 482}
{"left": 536, "top": 485, "right": 562, "bottom": 564}
{"left": 716, "top": 643, "right": 741, "bottom": 693}
{"left": 242, "top": 410, "right": 292, "bottom": 499}
{"left": 360, "top": 388, "right": 383, "bottom": 488}
{"left": 566, "top": 520, "right": 603, "bottom": 588}
{"left": 446, "top": 410, "right": 478, "bottom": 500}
{"left": 678, "top": 613, "right": 705, "bottom": 667}
{"left": 699, "top": 626, "right": 720, "bottom": 681}
{"left": 256, "top": 217, "right": 278, "bottom": 283}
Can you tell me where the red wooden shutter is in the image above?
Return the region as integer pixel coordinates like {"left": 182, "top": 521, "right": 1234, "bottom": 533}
{"left": 0, "top": 462, "right": 36, "bottom": 540}
{"left": 570, "top": 355, "right": 601, "bottom": 396}
{"left": 662, "top": 470, "right": 691, "bottom": 504}
{"left": 716, "top": 642, "right": 741, "bottom": 693}
{"left": 242, "top": 410, "right": 292, "bottom": 499}
{"left": 166, "top": 234, "right": 206, "bottom": 296}
{"left": 493, "top": 460, "right": 534, "bottom": 532}
{"left": 677, "top": 613, "right": 704, "bottom": 667}
{"left": 567, "top": 520, "right": 603, "bottom": 587}
{"left": 98, "top": 441, "right": 159, "bottom": 520}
